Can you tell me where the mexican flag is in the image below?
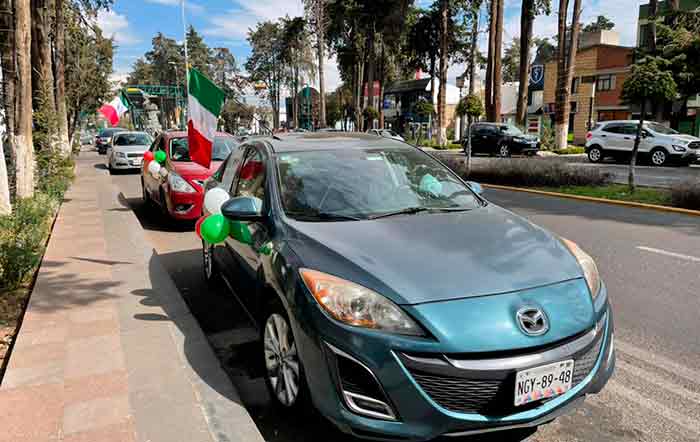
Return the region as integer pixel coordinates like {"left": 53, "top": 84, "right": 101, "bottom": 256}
{"left": 188, "top": 68, "right": 225, "bottom": 168}
{"left": 99, "top": 93, "right": 128, "bottom": 126}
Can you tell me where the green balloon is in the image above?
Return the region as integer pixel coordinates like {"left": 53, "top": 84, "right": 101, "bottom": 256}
{"left": 154, "top": 150, "right": 166, "bottom": 164}
{"left": 200, "top": 214, "right": 230, "bottom": 244}
{"left": 230, "top": 221, "right": 252, "bottom": 245}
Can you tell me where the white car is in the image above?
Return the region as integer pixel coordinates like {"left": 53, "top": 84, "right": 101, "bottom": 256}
{"left": 368, "top": 128, "right": 405, "bottom": 142}
{"left": 107, "top": 131, "right": 153, "bottom": 173}
{"left": 585, "top": 120, "right": 700, "bottom": 166}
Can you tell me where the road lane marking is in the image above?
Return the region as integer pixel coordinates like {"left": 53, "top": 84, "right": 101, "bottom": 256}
{"left": 608, "top": 380, "right": 700, "bottom": 436}
{"left": 616, "top": 340, "right": 700, "bottom": 386}
{"left": 636, "top": 246, "right": 700, "bottom": 263}
{"left": 617, "top": 360, "right": 700, "bottom": 406}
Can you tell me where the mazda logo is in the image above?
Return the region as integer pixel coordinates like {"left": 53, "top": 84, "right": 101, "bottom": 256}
{"left": 516, "top": 307, "right": 549, "bottom": 336}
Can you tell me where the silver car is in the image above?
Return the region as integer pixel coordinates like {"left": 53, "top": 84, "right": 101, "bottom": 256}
{"left": 107, "top": 131, "right": 153, "bottom": 173}
{"left": 585, "top": 120, "right": 700, "bottom": 166}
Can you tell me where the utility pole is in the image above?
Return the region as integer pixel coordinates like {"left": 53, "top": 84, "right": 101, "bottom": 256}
{"left": 181, "top": 0, "right": 189, "bottom": 124}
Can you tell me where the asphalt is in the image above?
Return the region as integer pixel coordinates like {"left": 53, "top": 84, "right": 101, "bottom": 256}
{"left": 434, "top": 150, "right": 700, "bottom": 188}
{"left": 107, "top": 156, "right": 700, "bottom": 442}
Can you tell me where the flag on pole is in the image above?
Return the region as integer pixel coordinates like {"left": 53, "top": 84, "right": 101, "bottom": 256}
{"left": 99, "top": 93, "right": 129, "bottom": 126}
{"left": 187, "top": 68, "right": 225, "bottom": 168}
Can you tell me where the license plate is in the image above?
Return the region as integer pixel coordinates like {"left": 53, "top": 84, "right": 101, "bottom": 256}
{"left": 514, "top": 360, "right": 574, "bottom": 406}
{"left": 130, "top": 160, "right": 142, "bottom": 166}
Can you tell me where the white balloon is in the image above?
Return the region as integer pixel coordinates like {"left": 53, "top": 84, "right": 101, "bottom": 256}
{"left": 148, "top": 161, "right": 161, "bottom": 177}
{"left": 204, "top": 187, "right": 230, "bottom": 214}
{"left": 158, "top": 167, "right": 169, "bottom": 178}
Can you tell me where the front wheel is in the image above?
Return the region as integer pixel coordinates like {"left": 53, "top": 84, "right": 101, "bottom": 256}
{"left": 498, "top": 144, "right": 511, "bottom": 158}
{"left": 202, "top": 240, "right": 217, "bottom": 284}
{"left": 650, "top": 148, "right": 668, "bottom": 167}
{"left": 262, "top": 302, "right": 307, "bottom": 409}
{"left": 588, "top": 146, "right": 603, "bottom": 163}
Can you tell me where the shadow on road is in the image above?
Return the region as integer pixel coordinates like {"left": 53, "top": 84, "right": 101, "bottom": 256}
{"left": 118, "top": 191, "right": 195, "bottom": 233}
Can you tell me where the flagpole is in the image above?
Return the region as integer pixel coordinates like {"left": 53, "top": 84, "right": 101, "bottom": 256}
{"left": 181, "top": 0, "right": 189, "bottom": 127}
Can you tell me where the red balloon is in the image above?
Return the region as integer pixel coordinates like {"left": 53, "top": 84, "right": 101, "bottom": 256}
{"left": 195, "top": 216, "right": 206, "bottom": 240}
{"left": 144, "top": 151, "right": 154, "bottom": 163}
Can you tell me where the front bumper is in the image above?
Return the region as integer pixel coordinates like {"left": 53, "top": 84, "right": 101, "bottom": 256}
{"left": 295, "top": 286, "right": 614, "bottom": 441}
{"left": 164, "top": 189, "right": 204, "bottom": 220}
{"left": 512, "top": 141, "right": 540, "bottom": 154}
{"left": 109, "top": 156, "right": 144, "bottom": 170}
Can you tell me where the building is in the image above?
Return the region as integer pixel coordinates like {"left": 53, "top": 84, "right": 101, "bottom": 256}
{"left": 285, "top": 86, "right": 320, "bottom": 130}
{"left": 543, "top": 31, "right": 633, "bottom": 144}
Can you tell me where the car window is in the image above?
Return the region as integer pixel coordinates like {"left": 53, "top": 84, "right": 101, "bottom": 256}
{"left": 500, "top": 125, "right": 523, "bottom": 135}
{"left": 223, "top": 147, "right": 246, "bottom": 191}
{"left": 602, "top": 123, "right": 622, "bottom": 134}
{"left": 149, "top": 136, "right": 164, "bottom": 152}
{"left": 234, "top": 147, "right": 266, "bottom": 202}
{"left": 620, "top": 124, "right": 638, "bottom": 135}
{"left": 169, "top": 136, "right": 238, "bottom": 162}
{"left": 276, "top": 146, "right": 481, "bottom": 220}
{"left": 645, "top": 122, "right": 678, "bottom": 135}
{"left": 114, "top": 133, "right": 152, "bottom": 146}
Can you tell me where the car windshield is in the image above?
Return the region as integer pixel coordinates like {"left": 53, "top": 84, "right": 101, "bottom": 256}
{"left": 99, "top": 129, "right": 121, "bottom": 137}
{"left": 169, "top": 136, "right": 237, "bottom": 162}
{"left": 645, "top": 122, "right": 679, "bottom": 135}
{"left": 500, "top": 125, "right": 524, "bottom": 135}
{"left": 382, "top": 130, "right": 400, "bottom": 137}
{"left": 276, "top": 147, "right": 481, "bottom": 221}
{"left": 114, "top": 133, "right": 152, "bottom": 146}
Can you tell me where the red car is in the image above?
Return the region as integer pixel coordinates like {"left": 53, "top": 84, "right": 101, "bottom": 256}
{"left": 141, "top": 131, "right": 242, "bottom": 221}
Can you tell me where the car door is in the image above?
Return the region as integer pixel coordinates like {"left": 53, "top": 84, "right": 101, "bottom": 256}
{"left": 600, "top": 123, "right": 627, "bottom": 153}
{"left": 143, "top": 135, "right": 163, "bottom": 200}
{"left": 470, "top": 125, "right": 486, "bottom": 153}
{"left": 617, "top": 123, "right": 638, "bottom": 152}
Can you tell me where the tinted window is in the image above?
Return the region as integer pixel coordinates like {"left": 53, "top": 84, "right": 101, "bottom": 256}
{"left": 114, "top": 133, "right": 152, "bottom": 146}
{"left": 234, "top": 148, "right": 266, "bottom": 201}
{"left": 276, "top": 147, "right": 481, "bottom": 220}
{"left": 169, "top": 136, "right": 239, "bottom": 162}
{"left": 619, "top": 124, "right": 638, "bottom": 135}
{"left": 602, "top": 123, "right": 622, "bottom": 134}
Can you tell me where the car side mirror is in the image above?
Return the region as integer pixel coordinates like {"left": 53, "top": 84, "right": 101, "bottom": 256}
{"left": 642, "top": 131, "right": 652, "bottom": 138}
{"left": 221, "top": 196, "right": 264, "bottom": 222}
{"left": 467, "top": 181, "right": 483, "bottom": 195}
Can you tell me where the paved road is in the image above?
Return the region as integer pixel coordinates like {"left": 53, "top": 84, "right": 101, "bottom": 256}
{"left": 107, "top": 161, "right": 700, "bottom": 442}
{"left": 434, "top": 150, "right": 700, "bottom": 188}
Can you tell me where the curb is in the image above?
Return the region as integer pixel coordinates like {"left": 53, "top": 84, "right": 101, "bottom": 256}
{"left": 482, "top": 184, "right": 700, "bottom": 217}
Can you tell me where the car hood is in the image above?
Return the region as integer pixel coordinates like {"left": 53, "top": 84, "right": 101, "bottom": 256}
{"left": 670, "top": 134, "right": 700, "bottom": 144}
{"left": 515, "top": 134, "right": 539, "bottom": 142}
{"left": 113, "top": 145, "right": 149, "bottom": 154}
{"left": 286, "top": 204, "right": 584, "bottom": 305}
{"left": 170, "top": 160, "right": 222, "bottom": 179}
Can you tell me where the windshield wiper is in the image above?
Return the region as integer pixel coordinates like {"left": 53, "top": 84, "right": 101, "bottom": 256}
{"left": 288, "top": 211, "right": 363, "bottom": 222}
{"left": 367, "top": 207, "right": 432, "bottom": 220}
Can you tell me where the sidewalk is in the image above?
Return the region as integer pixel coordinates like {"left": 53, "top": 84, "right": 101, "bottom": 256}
{"left": 0, "top": 153, "right": 263, "bottom": 442}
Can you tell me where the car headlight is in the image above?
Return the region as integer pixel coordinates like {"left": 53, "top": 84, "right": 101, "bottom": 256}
{"left": 672, "top": 145, "right": 687, "bottom": 152}
{"left": 561, "top": 239, "right": 601, "bottom": 299}
{"left": 300, "top": 268, "right": 424, "bottom": 336}
{"left": 167, "top": 171, "right": 196, "bottom": 193}
{"left": 115, "top": 151, "right": 126, "bottom": 158}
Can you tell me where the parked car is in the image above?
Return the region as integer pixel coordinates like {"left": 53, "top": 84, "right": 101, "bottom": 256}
{"left": 368, "top": 128, "right": 405, "bottom": 142}
{"left": 464, "top": 122, "right": 540, "bottom": 157}
{"left": 106, "top": 131, "right": 153, "bottom": 173}
{"left": 95, "top": 127, "right": 126, "bottom": 154}
{"left": 585, "top": 120, "right": 700, "bottom": 166}
{"left": 141, "top": 131, "right": 242, "bottom": 221}
{"left": 201, "top": 133, "right": 614, "bottom": 441}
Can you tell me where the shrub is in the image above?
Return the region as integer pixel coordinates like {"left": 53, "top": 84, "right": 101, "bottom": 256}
{"left": 439, "top": 156, "right": 613, "bottom": 188}
{"left": 670, "top": 180, "right": 700, "bottom": 210}
{"left": 539, "top": 125, "right": 556, "bottom": 151}
{"left": 553, "top": 146, "right": 586, "bottom": 155}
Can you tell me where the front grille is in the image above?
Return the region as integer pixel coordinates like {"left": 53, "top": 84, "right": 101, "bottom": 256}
{"left": 126, "top": 152, "right": 143, "bottom": 158}
{"left": 688, "top": 141, "right": 700, "bottom": 150}
{"left": 407, "top": 333, "right": 605, "bottom": 415}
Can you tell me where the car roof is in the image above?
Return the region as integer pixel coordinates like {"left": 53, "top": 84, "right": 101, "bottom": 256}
{"left": 162, "top": 130, "right": 234, "bottom": 140}
{"left": 113, "top": 131, "right": 149, "bottom": 137}
{"left": 597, "top": 120, "right": 642, "bottom": 125}
{"left": 262, "top": 132, "right": 410, "bottom": 153}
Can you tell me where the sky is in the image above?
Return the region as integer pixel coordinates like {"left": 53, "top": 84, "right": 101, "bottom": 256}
{"left": 99, "top": 0, "right": 648, "bottom": 92}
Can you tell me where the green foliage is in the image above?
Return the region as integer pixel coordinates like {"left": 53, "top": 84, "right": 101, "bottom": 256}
{"left": 502, "top": 37, "right": 520, "bottom": 83}
{"left": 413, "top": 100, "right": 434, "bottom": 117}
{"left": 583, "top": 15, "right": 615, "bottom": 33}
{"left": 539, "top": 125, "right": 556, "bottom": 151}
{"left": 456, "top": 94, "right": 483, "bottom": 118}
{"left": 246, "top": 21, "right": 286, "bottom": 126}
{"left": 534, "top": 37, "right": 556, "bottom": 63}
{"left": 621, "top": 58, "right": 677, "bottom": 105}
{"left": 363, "top": 106, "right": 379, "bottom": 122}
{"left": 552, "top": 146, "right": 585, "bottom": 155}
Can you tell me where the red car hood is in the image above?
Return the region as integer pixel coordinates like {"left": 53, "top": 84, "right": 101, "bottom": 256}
{"left": 170, "top": 160, "right": 222, "bottom": 181}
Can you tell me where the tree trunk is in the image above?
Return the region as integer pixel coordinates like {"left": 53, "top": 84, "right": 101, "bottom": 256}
{"left": 554, "top": 0, "right": 579, "bottom": 150}
{"left": 0, "top": 0, "right": 16, "bottom": 204}
{"left": 492, "top": 0, "right": 504, "bottom": 122}
{"left": 31, "top": 0, "right": 56, "bottom": 114}
{"left": 366, "top": 28, "right": 375, "bottom": 116}
{"left": 468, "top": 6, "right": 479, "bottom": 95}
{"left": 378, "top": 40, "right": 385, "bottom": 129}
{"left": 516, "top": 0, "right": 534, "bottom": 128}
{"left": 465, "top": 116, "right": 473, "bottom": 176}
{"left": 485, "top": 0, "right": 497, "bottom": 119}
{"left": 429, "top": 55, "right": 436, "bottom": 141}
{"left": 316, "top": 0, "right": 326, "bottom": 127}
{"left": 437, "top": 0, "right": 448, "bottom": 146}
{"left": 54, "top": 0, "right": 70, "bottom": 155}
{"left": 648, "top": 0, "right": 658, "bottom": 52}
{"left": 15, "top": 0, "right": 34, "bottom": 198}
{"left": 629, "top": 100, "right": 646, "bottom": 193}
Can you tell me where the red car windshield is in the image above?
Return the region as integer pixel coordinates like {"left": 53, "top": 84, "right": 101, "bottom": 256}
{"left": 169, "top": 136, "right": 237, "bottom": 162}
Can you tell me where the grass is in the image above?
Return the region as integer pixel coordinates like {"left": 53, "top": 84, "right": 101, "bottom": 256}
{"left": 552, "top": 146, "right": 585, "bottom": 155}
{"left": 535, "top": 185, "right": 672, "bottom": 206}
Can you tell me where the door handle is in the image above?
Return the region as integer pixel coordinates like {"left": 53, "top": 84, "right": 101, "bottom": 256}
{"left": 624, "top": 137, "right": 631, "bottom": 140}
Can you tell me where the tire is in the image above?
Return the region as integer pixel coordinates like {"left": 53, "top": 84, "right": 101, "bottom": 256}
{"left": 262, "top": 299, "right": 308, "bottom": 410}
{"left": 498, "top": 143, "right": 511, "bottom": 158}
{"left": 587, "top": 145, "right": 603, "bottom": 163}
{"left": 141, "top": 179, "right": 151, "bottom": 206}
{"left": 650, "top": 147, "right": 668, "bottom": 167}
{"left": 202, "top": 240, "right": 218, "bottom": 284}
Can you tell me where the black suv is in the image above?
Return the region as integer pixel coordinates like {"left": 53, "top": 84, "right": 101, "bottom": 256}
{"left": 463, "top": 122, "right": 540, "bottom": 157}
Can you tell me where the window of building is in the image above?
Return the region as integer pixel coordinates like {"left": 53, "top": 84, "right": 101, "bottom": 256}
{"left": 597, "top": 74, "right": 615, "bottom": 91}
{"left": 571, "top": 77, "right": 580, "bottom": 94}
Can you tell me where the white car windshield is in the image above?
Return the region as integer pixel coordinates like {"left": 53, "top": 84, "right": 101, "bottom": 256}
{"left": 114, "top": 133, "right": 152, "bottom": 146}
{"left": 645, "top": 122, "right": 679, "bottom": 135}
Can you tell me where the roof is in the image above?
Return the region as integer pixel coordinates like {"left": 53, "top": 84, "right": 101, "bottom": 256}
{"left": 265, "top": 132, "right": 409, "bottom": 153}
{"left": 384, "top": 78, "right": 431, "bottom": 94}
{"left": 162, "top": 130, "right": 234, "bottom": 139}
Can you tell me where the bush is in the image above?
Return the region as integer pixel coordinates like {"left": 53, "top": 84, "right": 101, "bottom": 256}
{"left": 439, "top": 157, "right": 613, "bottom": 188}
{"left": 540, "top": 125, "right": 556, "bottom": 151}
{"left": 670, "top": 180, "right": 700, "bottom": 210}
{"left": 0, "top": 194, "right": 58, "bottom": 290}
{"left": 553, "top": 146, "right": 586, "bottom": 155}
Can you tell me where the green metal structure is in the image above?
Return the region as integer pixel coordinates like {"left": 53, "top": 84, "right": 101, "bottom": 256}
{"left": 122, "top": 84, "right": 186, "bottom": 130}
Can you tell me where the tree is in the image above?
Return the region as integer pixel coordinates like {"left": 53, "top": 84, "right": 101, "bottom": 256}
{"left": 406, "top": 8, "right": 440, "bottom": 116}
{"left": 54, "top": 0, "right": 72, "bottom": 156}
{"left": 303, "top": 0, "right": 328, "bottom": 129}
{"left": 467, "top": 1, "right": 482, "bottom": 95}
{"left": 554, "top": 0, "right": 582, "bottom": 149}
{"left": 647, "top": 0, "right": 658, "bottom": 52}
{"left": 502, "top": 37, "right": 520, "bottom": 83}
{"left": 534, "top": 37, "right": 556, "bottom": 63}
{"left": 212, "top": 47, "right": 244, "bottom": 98}
{"left": 485, "top": 0, "right": 504, "bottom": 121}
{"left": 31, "top": 0, "right": 57, "bottom": 142}
{"left": 186, "top": 26, "right": 213, "bottom": 77}
{"left": 281, "top": 16, "right": 315, "bottom": 129}
{"left": 15, "top": 0, "right": 34, "bottom": 198}
{"left": 620, "top": 59, "right": 676, "bottom": 192}
{"left": 246, "top": 21, "right": 285, "bottom": 129}
{"left": 582, "top": 15, "right": 615, "bottom": 33}
{"left": 456, "top": 93, "right": 483, "bottom": 175}
{"left": 516, "top": 0, "right": 551, "bottom": 127}
{"left": 0, "top": 0, "right": 17, "bottom": 208}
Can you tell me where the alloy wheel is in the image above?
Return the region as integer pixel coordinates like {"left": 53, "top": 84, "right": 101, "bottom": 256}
{"left": 589, "top": 148, "right": 602, "bottom": 162}
{"left": 499, "top": 145, "right": 510, "bottom": 157}
{"left": 651, "top": 150, "right": 667, "bottom": 166}
{"left": 202, "top": 241, "right": 213, "bottom": 280}
{"left": 264, "top": 313, "right": 300, "bottom": 407}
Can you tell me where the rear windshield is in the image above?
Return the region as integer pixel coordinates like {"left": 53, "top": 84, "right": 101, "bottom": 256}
{"left": 99, "top": 128, "right": 122, "bottom": 137}
{"left": 169, "top": 136, "right": 238, "bottom": 162}
{"left": 114, "top": 133, "right": 152, "bottom": 146}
